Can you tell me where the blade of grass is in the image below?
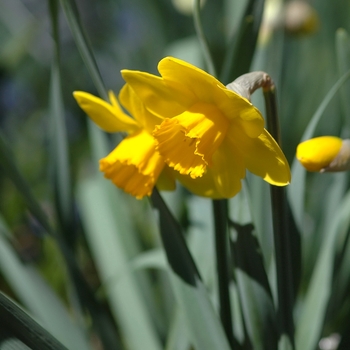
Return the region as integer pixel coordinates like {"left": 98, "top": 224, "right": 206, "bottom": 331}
{"left": 77, "top": 177, "right": 163, "bottom": 350}
{"left": 336, "top": 29, "right": 350, "bottom": 129}
{"left": 193, "top": 0, "right": 217, "bottom": 76}
{"left": 229, "top": 186, "right": 279, "bottom": 350}
{"left": 295, "top": 188, "right": 350, "bottom": 350}
{"left": 165, "top": 309, "right": 191, "bottom": 350}
{"left": 245, "top": 177, "right": 275, "bottom": 285}
{"left": 0, "top": 218, "right": 90, "bottom": 350}
{"left": 151, "top": 189, "right": 232, "bottom": 350}
{"left": 59, "top": 0, "right": 107, "bottom": 100}
{"left": 48, "top": 0, "right": 75, "bottom": 243}
{"left": 323, "top": 173, "right": 350, "bottom": 323}
{"left": 303, "top": 173, "right": 347, "bottom": 280}
{"left": 0, "top": 292, "right": 68, "bottom": 350}
{"left": 220, "top": 0, "right": 265, "bottom": 84}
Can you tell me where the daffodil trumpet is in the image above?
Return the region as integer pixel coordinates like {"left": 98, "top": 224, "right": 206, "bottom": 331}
{"left": 296, "top": 136, "right": 350, "bottom": 172}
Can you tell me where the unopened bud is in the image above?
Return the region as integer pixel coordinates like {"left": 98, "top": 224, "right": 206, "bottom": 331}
{"left": 284, "top": 1, "right": 319, "bottom": 36}
{"left": 296, "top": 136, "right": 350, "bottom": 172}
{"left": 172, "top": 0, "right": 205, "bottom": 15}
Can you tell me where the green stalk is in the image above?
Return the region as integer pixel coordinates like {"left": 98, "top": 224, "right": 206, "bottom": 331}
{"left": 212, "top": 199, "right": 234, "bottom": 349}
{"left": 193, "top": 0, "right": 217, "bottom": 77}
{"left": 59, "top": 0, "right": 108, "bottom": 100}
{"left": 263, "top": 85, "right": 295, "bottom": 348}
{"left": 48, "top": 0, "right": 75, "bottom": 244}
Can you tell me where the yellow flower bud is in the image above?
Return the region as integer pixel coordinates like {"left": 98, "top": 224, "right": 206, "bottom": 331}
{"left": 284, "top": 1, "right": 319, "bottom": 36}
{"left": 296, "top": 136, "right": 350, "bottom": 172}
{"left": 172, "top": 0, "right": 205, "bottom": 15}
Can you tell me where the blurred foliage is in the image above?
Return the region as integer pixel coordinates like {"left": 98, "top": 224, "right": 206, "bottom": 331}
{"left": 1, "top": 0, "right": 350, "bottom": 349}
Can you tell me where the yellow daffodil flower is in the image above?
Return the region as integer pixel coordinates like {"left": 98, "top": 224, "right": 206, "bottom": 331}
{"left": 121, "top": 57, "right": 291, "bottom": 198}
{"left": 73, "top": 85, "right": 175, "bottom": 199}
{"left": 297, "top": 136, "right": 350, "bottom": 172}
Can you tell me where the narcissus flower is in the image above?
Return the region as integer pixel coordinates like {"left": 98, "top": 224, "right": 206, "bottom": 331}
{"left": 73, "top": 86, "right": 175, "bottom": 199}
{"left": 297, "top": 136, "right": 350, "bottom": 172}
{"left": 121, "top": 57, "right": 291, "bottom": 198}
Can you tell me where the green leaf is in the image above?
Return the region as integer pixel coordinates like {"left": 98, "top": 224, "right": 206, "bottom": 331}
{"left": 193, "top": 0, "right": 217, "bottom": 76}
{"left": 295, "top": 188, "right": 350, "bottom": 350}
{"left": 165, "top": 309, "right": 191, "bottom": 350}
{"left": 131, "top": 249, "right": 167, "bottom": 271}
{"left": 229, "top": 187, "right": 278, "bottom": 350}
{"left": 48, "top": 1, "right": 75, "bottom": 240}
{"left": 77, "top": 177, "right": 162, "bottom": 350}
{"left": 303, "top": 173, "right": 347, "bottom": 279}
{"left": 0, "top": 292, "right": 68, "bottom": 350}
{"left": 0, "top": 218, "right": 90, "bottom": 350}
{"left": 220, "top": 0, "right": 265, "bottom": 83}
{"left": 170, "top": 273, "right": 232, "bottom": 350}
{"left": 151, "top": 190, "right": 231, "bottom": 350}
{"left": 323, "top": 174, "right": 350, "bottom": 323}
{"left": 336, "top": 28, "right": 350, "bottom": 129}
{"left": 246, "top": 176, "right": 278, "bottom": 294}
{"left": 59, "top": 0, "right": 107, "bottom": 99}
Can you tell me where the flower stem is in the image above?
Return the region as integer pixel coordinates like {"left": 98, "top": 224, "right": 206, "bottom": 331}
{"left": 193, "top": 0, "right": 217, "bottom": 77}
{"left": 212, "top": 199, "right": 234, "bottom": 348}
{"left": 263, "top": 85, "right": 295, "bottom": 348}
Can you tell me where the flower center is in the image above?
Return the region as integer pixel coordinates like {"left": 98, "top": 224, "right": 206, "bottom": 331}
{"left": 153, "top": 102, "right": 229, "bottom": 178}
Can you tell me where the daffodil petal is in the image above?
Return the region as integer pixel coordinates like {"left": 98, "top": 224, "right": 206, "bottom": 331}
{"left": 176, "top": 169, "right": 222, "bottom": 198}
{"left": 121, "top": 70, "right": 194, "bottom": 118}
{"left": 73, "top": 91, "right": 139, "bottom": 133}
{"left": 157, "top": 57, "right": 227, "bottom": 104}
{"left": 159, "top": 57, "right": 264, "bottom": 139}
{"left": 99, "top": 129, "right": 164, "bottom": 199}
{"left": 217, "top": 86, "right": 264, "bottom": 137}
{"left": 210, "top": 140, "right": 245, "bottom": 197}
{"left": 296, "top": 136, "right": 342, "bottom": 172}
{"left": 119, "top": 84, "right": 164, "bottom": 133}
{"left": 227, "top": 127, "right": 291, "bottom": 185}
{"left": 108, "top": 90, "right": 120, "bottom": 108}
